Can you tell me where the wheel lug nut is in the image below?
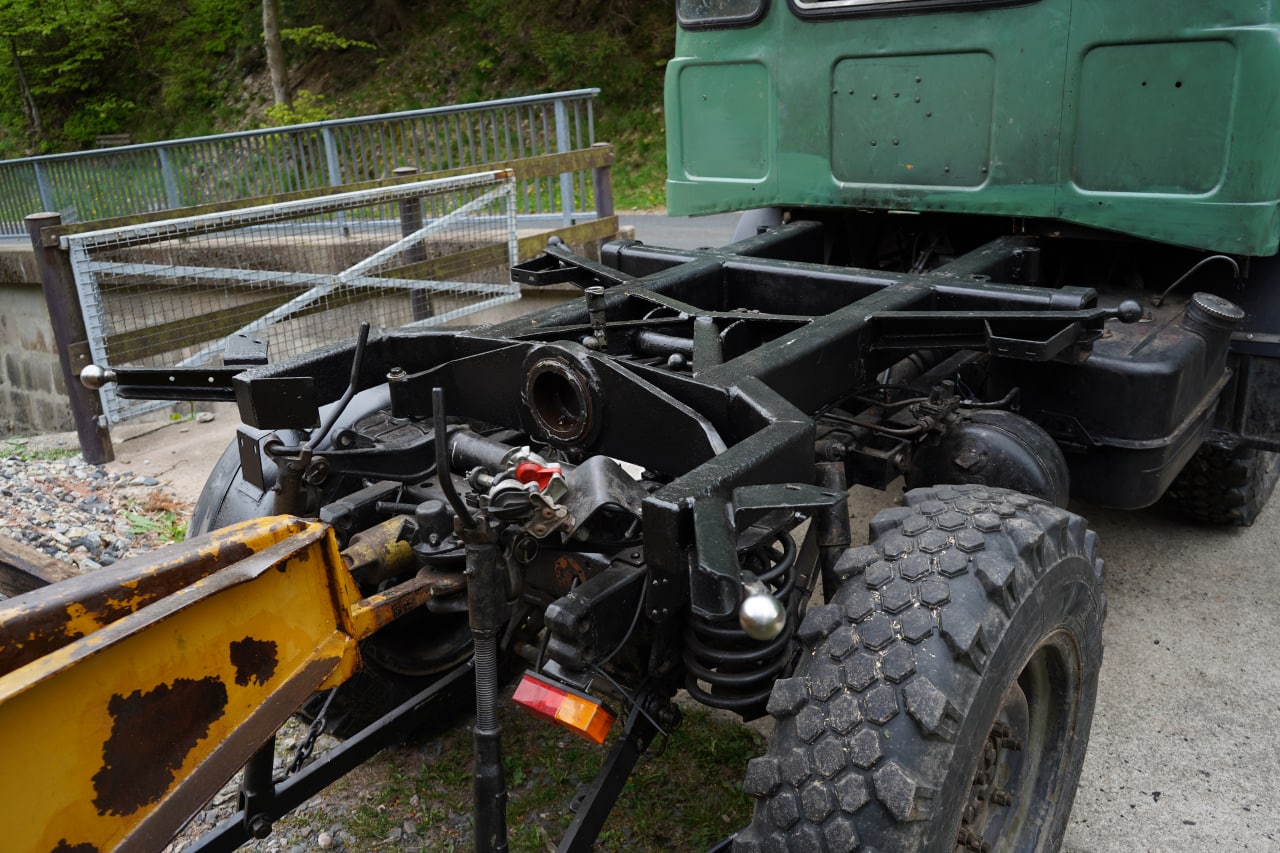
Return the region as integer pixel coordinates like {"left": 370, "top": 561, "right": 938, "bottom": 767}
{"left": 992, "top": 789, "right": 1013, "bottom": 806}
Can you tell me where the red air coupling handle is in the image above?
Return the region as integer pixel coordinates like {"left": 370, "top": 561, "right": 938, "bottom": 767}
{"left": 514, "top": 461, "right": 562, "bottom": 491}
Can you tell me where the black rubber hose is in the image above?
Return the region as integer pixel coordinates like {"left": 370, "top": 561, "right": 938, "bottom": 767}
{"left": 305, "top": 322, "right": 370, "bottom": 452}
{"left": 433, "top": 386, "right": 475, "bottom": 529}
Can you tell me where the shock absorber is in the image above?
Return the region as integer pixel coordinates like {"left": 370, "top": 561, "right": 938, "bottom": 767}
{"left": 682, "top": 533, "right": 800, "bottom": 719}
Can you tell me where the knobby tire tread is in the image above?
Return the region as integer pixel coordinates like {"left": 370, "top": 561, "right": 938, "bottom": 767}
{"left": 1164, "top": 444, "right": 1280, "bottom": 526}
{"left": 734, "top": 485, "right": 1105, "bottom": 853}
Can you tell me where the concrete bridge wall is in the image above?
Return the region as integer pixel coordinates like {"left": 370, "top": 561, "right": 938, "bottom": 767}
{"left": 0, "top": 245, "right": 74, "bottom": 436}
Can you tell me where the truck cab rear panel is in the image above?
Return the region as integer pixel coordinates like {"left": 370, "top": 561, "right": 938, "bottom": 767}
{"left": 667, "top": 0, "right": 1280, "bottom": 256}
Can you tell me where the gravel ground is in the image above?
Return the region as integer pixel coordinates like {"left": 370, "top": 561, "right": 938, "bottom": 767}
{"left": 0, "top": 438, "right": 193, "bottom": 580}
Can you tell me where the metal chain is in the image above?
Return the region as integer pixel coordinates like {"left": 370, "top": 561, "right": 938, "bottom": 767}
{"left": 279, "top": 687, "right": 340, "bottom": 780}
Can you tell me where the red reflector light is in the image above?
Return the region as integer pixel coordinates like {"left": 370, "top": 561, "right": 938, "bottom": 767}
{"left": 513, "top": 671, "right": 615, "bottom": 744}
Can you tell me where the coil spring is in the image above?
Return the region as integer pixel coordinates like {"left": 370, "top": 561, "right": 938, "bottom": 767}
{"left": 683, "top": 532, "right": 799, "bottom": 717}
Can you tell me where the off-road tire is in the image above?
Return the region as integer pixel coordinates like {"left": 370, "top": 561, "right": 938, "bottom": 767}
{"left": 735, "top": 485, "right": 1106, "bottom": 852}
{"left": 1164, "top": 444, "right": 1280, "bottom": 526}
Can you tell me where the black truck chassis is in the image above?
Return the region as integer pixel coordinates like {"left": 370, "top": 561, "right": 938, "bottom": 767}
{"left": 99, "top": 217, "right": 1274, "bottom": 852}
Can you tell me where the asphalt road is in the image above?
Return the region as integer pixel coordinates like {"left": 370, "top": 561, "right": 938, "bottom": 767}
{"left": 622, "top": 211, "right": 1280, "bottom": 850}
{"left": 1059, "top": 496, "right": 1280, "bottom": 851}
{"left": 619, "top": 211, "right": 742, "bottom": 251}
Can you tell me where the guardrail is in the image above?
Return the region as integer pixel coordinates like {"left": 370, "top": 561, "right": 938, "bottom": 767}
{"left": 0, "top": 89, "right": 598, "bottom": 238}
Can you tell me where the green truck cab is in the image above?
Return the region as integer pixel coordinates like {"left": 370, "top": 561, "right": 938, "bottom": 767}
{"left": 656, "top": 2, "right": 1280, "bottom": 849}
{"left": 667, "top": 0, "right": 1280, "bottom": 256}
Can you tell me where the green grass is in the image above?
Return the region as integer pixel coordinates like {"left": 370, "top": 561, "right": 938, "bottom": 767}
{"left": 1, "top": 438, "right": 79, "bottom": 462}
{"left": 257, "top": 699, "right": 760, "bottom": 852}
{"left": 124, "top": 508, "right": 187, "bottom": 543}
{"left": 604, "top": 107, "right": 668, "bottom": 211}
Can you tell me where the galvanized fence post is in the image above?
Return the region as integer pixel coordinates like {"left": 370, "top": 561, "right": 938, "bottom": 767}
{"left": 323, "top": 126, "right": 348, "bottom": 236}
{"left": 554, "top": 98, "right": 574, "bottom": 227}
{"left": 157, "top": 147, "right": 181, "bottom": 209}
{"left": 24, "top": 212, "right": 114, "bottom": 464}
{"left": 31, "top": 163, "right": 55, "bottom": 212}
{"left": 591, "top": 143, "right": 615, "bottom": 220}
{"left": 394, "top": 166, "right": 432, "bottom": 320}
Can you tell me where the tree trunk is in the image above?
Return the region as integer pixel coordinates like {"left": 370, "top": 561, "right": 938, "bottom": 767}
{"left": 8, "top": 37, "right": 42, "bottom": 142}
{"left": 262, "top": 0, "right": 291, "bottom": 108}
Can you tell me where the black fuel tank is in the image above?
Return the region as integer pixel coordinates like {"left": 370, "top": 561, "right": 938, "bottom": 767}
{"left": 988, "top": 293, "right": 1241, "bottom": 508}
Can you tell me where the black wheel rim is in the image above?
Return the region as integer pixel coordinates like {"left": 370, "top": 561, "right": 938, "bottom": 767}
{"left": 956, "top": 628, "right": 1083, "bottom": 852}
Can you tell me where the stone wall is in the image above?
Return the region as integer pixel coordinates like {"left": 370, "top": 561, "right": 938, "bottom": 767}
{"left": 0, "top": 271, "right": 73, "bottom": 436}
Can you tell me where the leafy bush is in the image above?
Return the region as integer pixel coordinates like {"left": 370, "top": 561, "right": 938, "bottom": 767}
{"left": 61, "top": 96, "right": 135, "bottom": 146}
{"left": 262, "top": 89, "right": 336, "bottom": 127}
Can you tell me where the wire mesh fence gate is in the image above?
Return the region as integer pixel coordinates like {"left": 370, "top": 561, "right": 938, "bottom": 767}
{"left": 63, "top": 170, "right": 520, "bottom": 425}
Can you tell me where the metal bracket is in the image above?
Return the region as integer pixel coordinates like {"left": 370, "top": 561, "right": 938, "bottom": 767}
{"left": 68, "top": 339, "right": 94, "bottom": 370}
{"left": 556, "top": 691, "right": 666, "bottom": 853}
{"left": 106, "top": 366, "right": 242, "bottom": 401}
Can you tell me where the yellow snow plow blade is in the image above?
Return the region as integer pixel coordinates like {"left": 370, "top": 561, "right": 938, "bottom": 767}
{"left": 0, "top": 515, "right": 430, "bottom": 853}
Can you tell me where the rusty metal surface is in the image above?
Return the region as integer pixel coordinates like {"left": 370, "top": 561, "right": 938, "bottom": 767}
{"left": 120, "top": 658, "right": 338, "bottom": 853}
{"left": 0, "top": 516, "right": 366, "bottom": 853}
{"left": 0, "top": 517, "right": 304, "bottom": 675}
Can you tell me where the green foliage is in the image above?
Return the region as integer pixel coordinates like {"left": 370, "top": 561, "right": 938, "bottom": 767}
{"left": 148, "top": 0, "right": 258, "bottom": 131}
{"left": 281, "top": 25, "right": 375, "bottom": 53}
{"left": 609, "top": 107, "right": 669, "bottom": 210}
{"left": 124, "top": 508, "right": 187, "bottom": 543}
{"left": 323, "top": 1, "right": 674, "bottom": 207}
{"left": 459, "top": 0, "right": 671, "bottom": 100}
{"left": 0, "top": 0, "right": 257, "bottom": 150}
{"left": 62, "top": 95, "right": 135, "bottom": 145}
{"left": 262, "top": 89, "right": 336, "bottom": 127}
{"left": 0, "top": 0, "right": 673, "bottom": 205}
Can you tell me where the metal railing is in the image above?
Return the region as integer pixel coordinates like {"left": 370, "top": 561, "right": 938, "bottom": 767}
{"left": 0, "top": 89, "right": 598, "bottom": 237}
